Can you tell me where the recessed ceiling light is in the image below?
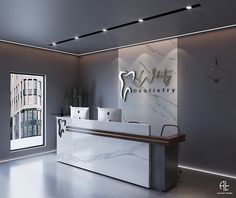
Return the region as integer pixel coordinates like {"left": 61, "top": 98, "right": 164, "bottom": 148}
{"left": 186, "top": 5, "right": 192, "bottom": 10}
{"left": 49, "top": 3, "right": 201, "bottom": 46}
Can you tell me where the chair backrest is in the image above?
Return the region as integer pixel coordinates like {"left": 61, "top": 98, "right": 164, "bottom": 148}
{"left": 160, "top": 124, "right": 180, "bottom": 136}
{"left": 128, "top": 121, "right": 140, "bottom": 124}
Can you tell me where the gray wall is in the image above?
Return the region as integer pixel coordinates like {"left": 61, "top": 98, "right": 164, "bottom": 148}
{"left": 178, "top": 27, "right": 236, "bottom": 175}
{"left": 1, "top": 27, "right": 235, "bottom": 176}
{"left": 79, "top": 50, "right": 118, "bottom": 119}
{"left": 77, "top": 27, "right": 236, "bottom": 176}
{"left": 0, "top": 42, "right": 80, "bottom": 161}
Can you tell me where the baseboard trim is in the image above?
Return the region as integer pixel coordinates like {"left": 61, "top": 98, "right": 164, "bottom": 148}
{"left": 0, "top": 150, "right": 56, "bottom": 164}
{"left": 179, "top": 165, "right": 236, "bottom": 180}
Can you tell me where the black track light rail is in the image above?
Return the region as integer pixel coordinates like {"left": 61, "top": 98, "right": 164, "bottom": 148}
{"left": 49, "top": 3, "right": 201, "bottom": 46}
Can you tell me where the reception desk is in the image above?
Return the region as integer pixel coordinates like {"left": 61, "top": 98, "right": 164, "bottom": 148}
{"left": 57, "top": 117, "right": 185, "bottom": 191}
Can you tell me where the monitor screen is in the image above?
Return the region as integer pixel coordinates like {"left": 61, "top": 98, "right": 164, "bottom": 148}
{"left": 97, "top": 108, "right": 122, "bottom": 122}
{"left": 70, "top": 106, "right": 89, "bottom": 119}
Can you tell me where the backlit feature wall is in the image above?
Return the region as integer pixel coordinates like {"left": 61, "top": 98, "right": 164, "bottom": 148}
{"left": 10, "top": 73, "right": 44, "bottom": 150}
{"left": 118, "top": 39, "right": 177, "bottom": 135}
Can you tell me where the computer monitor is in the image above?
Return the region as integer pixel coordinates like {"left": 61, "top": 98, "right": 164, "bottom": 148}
{"left": 97, "top": 108, "right": 122, "bottom": 122}
{"left": 70, "top": 106, "right": 89, "bottom": 119}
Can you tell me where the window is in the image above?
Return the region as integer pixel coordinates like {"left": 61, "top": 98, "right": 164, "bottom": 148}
{"left": 33, "top": 79, "right": 37, "bottom": 104}
{"left": 23, "top": 79, "right": 27, "bottom": 105}
{"left": 10, "top": 73, "right": 45, "bottom": 151}
{"left": 28, "top": 79, "right": 33, "bottom": 104}
{"left": 21, "top": 81, "right": 23, "bottom": 106}
{"left": 38, "top": 81, "right": 42, "bottom": 105}
{"left": 33, "top": 109, "right": 38, "bottom": 120}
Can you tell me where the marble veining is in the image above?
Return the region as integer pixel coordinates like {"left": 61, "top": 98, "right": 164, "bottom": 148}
{"left": 118, "top": 39, "right": 178, "bottom": 135}
{"left": 59, "top": 143, "right": 148, "bottom": 163}
{"left": 57, "top": 118, "right": 151, "bottom": 188}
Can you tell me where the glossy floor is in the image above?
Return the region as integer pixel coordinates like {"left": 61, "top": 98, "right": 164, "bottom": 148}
{"left": 0, "top": 153, "right": 235, "bottom": 198}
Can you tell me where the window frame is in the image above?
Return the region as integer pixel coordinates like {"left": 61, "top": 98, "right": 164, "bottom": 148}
{"left": 10, "top": 72, "right": 46, "bottom": 152}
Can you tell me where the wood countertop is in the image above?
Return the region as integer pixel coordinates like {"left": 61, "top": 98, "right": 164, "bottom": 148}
{"left": 66, "top": 126, "right": 185, "bottom": 146}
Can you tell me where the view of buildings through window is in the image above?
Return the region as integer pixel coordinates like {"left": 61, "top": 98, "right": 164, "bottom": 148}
{"left": 10, "top": 73, "right": 44, "bottom": 150}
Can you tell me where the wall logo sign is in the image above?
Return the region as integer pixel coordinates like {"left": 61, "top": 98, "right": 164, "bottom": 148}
{"left": 119, "top": 68, "right": 175, "bottom": 102}
{"left": 119, "top": 71, "right": 136, "bottom": 102}
{"left": 217, "top": 181, "right": 233, "bottom": 195}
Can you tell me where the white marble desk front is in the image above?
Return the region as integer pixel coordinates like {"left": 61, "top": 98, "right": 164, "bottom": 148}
{"left": 57, "top": 117, "right": 151, "bottom": 188}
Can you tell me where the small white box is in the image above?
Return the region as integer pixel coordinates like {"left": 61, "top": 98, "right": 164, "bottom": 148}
{"left": 97, "top": 107, "right": 121, "bottom": 122}
{"left": 70, "top": 106, "right": 89, "bottom": 119}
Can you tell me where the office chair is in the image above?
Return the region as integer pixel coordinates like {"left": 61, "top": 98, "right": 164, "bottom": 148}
{"left": 160, "top": 124, "right": 182, "bottom": 177}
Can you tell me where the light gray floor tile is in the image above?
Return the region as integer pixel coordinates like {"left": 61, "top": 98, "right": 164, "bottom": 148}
{"left": 0, "top": 153, "right": 235, "bottom": 198}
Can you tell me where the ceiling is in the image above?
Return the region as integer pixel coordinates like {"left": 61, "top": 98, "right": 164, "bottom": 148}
{"left": 0, "top": 0, "right": 236, "bottom": 56}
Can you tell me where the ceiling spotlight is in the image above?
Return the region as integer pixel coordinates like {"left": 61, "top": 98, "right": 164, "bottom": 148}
{"left": 48, "top": 3, "right": 201, "bottom": 46}
{"left": 186, "top": 5, "right": 192, "bottom": 10}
